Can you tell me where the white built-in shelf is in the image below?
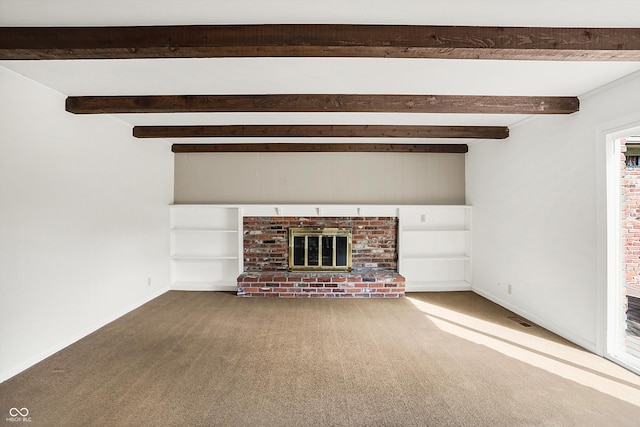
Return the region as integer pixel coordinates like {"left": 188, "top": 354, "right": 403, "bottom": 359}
{"left": 403, "top": 256, "right": 471, "bottom": 261}
{"left": 169, "top": 204, "right": 472, "bottom": 293}
{"left": 402, "top": 228, "right": 470, "bottom": 233}
{"left": 399, "top": 205, "right": 472, "bottom": 292}
{"left": 170, "top": 206, "right": 243, "bottom": 291}
{"left": 171, "top": 256, "right": 238, "bottom": 261}
{"left": 172, "top": 228, "right": 238, "bottom": 233}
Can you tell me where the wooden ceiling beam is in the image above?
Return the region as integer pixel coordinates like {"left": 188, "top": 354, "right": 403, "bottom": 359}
{"left": 134, "top": 124, "right": 508, "bottom": 139}
{"left": 171, "top": 143, "right": 468, "bottom": 153}
{"left": 67, "top": 94, "right": 579, "bottom": 115}
{"left": 1, "top": 25, "right": 639, "bottom": 61}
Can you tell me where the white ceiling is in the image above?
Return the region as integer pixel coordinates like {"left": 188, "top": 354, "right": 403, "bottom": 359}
{"left": 2, "top": 0, "right": 640, "bottom": 145}
{"left": 3, "top": 0, "right": 640, "bottom": 27}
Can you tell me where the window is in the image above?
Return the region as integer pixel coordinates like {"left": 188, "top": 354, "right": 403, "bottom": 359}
{"left": 625, "top": 142, "right": 640, "bottom": 168}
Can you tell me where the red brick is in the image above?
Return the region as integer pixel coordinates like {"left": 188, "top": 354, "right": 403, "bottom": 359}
{"left": 352, "top": 293, "right": 371, "bottom": 298}
{"left": 243, "top": 216, "right": 398, "bottom": 272}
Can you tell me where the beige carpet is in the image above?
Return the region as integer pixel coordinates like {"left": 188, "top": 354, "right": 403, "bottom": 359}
{"left": 2, "top": 291, "right": 640, "bottom": 426}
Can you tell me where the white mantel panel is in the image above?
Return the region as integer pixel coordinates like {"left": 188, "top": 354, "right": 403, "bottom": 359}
{"left": 237, "top": 204, "right": 405, "bottom": 218}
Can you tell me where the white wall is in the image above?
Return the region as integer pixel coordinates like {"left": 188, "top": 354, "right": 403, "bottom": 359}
{"left": 466, "top": 71, "right": 640, "bottom": 352}
{"left": 175, "top": 152, "right": 465, "bottom": 205}
{"left": 0, "top": 67, "right": 174, "bottom": 382}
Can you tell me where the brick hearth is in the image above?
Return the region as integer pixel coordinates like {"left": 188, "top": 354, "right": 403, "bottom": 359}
{"left": 237, "top": 270, "right": 405, "bottom": 298}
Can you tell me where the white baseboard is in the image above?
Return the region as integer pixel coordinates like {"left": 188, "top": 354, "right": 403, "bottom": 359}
{"left": 0, "top": 287, "right": 169, "bottom": 383}
{"left": 406, "top": 281, "right": 472, "bottom": 293}
{"left": 171, "top": 281, "right": 237, "bottom": 292}
{"left": 471, "top": 286, "right": 597, "bottom": 353}
{"left": 605, "top": 353, "right": 640, "bottom": 376}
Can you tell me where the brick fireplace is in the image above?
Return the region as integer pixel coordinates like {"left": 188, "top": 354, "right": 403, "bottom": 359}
{"left": 237, "top": 216, "right": 405, "bottom": 297}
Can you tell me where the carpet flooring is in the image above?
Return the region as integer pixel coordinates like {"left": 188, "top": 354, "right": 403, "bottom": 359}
{"left": 1, "top": 291, "right": 640, "bottom": 426}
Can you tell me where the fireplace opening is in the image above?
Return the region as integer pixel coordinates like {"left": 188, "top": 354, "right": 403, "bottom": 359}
{"left": 288, "top": 228, "right": 352, "bottom": 272}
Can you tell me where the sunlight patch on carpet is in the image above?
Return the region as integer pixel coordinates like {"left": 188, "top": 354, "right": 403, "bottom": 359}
{"left": 406, "top": 296, "right": 640, "bottom": 407}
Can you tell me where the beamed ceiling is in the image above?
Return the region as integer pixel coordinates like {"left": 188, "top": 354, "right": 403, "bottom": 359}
{"left": 1, "top": 0, "right": 640, "bottom": 153}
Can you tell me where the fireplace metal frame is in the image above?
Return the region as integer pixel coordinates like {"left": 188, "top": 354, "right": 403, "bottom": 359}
{"left": 288, "top": 227, "right": 352, "bottom": 272}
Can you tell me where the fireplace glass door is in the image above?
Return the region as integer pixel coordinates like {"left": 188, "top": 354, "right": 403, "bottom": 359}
{"left": 289, "top": 228, "right": 352, "bottom": 271}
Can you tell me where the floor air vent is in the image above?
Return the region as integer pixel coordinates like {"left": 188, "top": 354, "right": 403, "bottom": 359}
{"left": 507, "top": 316, "right": 533, "bottom": 328}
